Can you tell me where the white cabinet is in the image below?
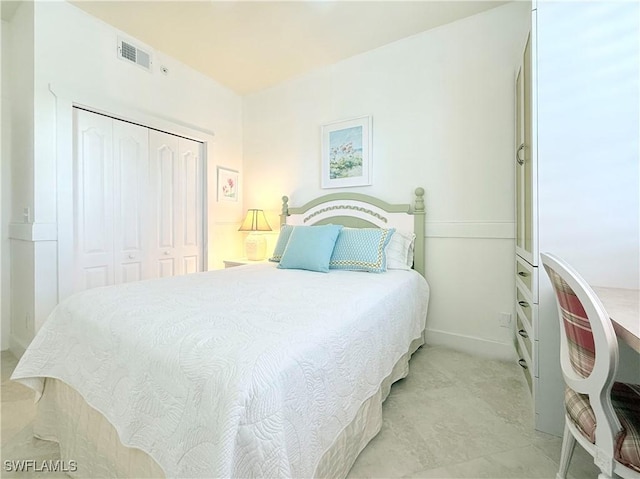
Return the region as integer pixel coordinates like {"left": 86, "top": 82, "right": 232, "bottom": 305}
{"left": 72, "top": 108, "right": 204, "bottom": 292}
{"left": 514, "top": 32, "right": 536, "bottom": 267}
{"left": 515, "top": 1, "right": 639, "bottom": 437}
{"left": 515, "top": 13, "right": 566, "bottom": 439}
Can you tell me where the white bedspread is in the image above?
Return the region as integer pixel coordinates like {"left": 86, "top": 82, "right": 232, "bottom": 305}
{"left": 12, "top": 264, "right": 429, "bottom": 478}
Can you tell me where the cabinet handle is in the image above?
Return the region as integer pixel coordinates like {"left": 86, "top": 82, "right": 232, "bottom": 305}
{"left": 518, "top": 271, "right": 529, "bottom": 277}
{"left": 518, "top": 300, "right": 529, "bottom": 308}
{"left": 518, "top": 358, "right": 528, "bottom": 369}
{"left": 518, "top": 329, "right": 529, "bottom": 339}
{"left": 516, "top": 143, "right": 525, "bottom": 165}
{"left": 128, "top": 254, "right": 135, "bottom": 259}
{"left": 164, "top": 251, "right": 170, "bottom": 256}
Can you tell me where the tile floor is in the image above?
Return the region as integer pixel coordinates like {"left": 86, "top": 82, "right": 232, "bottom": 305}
{"left": 1, "top": 346, "right": 600, "bottom": 478}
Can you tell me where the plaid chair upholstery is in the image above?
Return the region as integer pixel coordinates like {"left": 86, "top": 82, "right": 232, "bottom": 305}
{"left": 545, "top": 268, "right": 595, "bottom": 378}
{"left": 543, "top": 253, "right": 639, "bottom": 479}
{"left": 565, "top": 383, "right": 640, "bottom": 472}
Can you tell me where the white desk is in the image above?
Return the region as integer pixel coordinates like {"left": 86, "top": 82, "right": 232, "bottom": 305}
{"left": 592, "top": 287, "right": 640, "bottom": 354}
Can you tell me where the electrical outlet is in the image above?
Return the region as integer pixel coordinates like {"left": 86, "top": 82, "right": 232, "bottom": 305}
{"left": 499, "top": 312, "right": 512, "bottom": 328}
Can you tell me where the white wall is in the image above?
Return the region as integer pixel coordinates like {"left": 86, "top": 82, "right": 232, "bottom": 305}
{"left": 4, "top": 2, "right": 36, "bottom": 352}
{"left": 5, "top": 1, "right": 244, "bottom": 352}
{"left": 536, "top": 1, "right": 639, "bottom": 289}
{"left": 0, "top": 19, "right": 10, "bottom": 350}
{"left": 32, "top": 1, "right": 244, "bottom": 264}
{"left": 243, "top": 2, "right": 531, "bottom": 359}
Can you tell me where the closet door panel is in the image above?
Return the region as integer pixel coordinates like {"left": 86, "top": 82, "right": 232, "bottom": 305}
{"left": 158, "top": 259, "right": 175, "bottom": 278}
{"left": 183, "top": 148, "right": 199, "bottom": 247}
{"left": 183, "top": 256, "right": 198, "bottom": 275}
{"left": 121, "top": 263, "right": 143, "bottom": 283}
{"left": 158, "top": 145, "right": 176, "bottom": 249}
{"left": 74, "top": 109, "right": 115, "bottom": 291}
{"left": 149, "top": 130, "right": 182, "bottom": 277}
{"left": 113, "top": 120, "right": 149, "bottom": 284}
{"left": 179, "top": 138, "right": 204, "bottom": 273}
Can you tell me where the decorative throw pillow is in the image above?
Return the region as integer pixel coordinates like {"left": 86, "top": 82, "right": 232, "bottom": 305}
{"left": 329, "top": 228, "right": 395, "bottom": 273}
{"left": 269, "top": 224, "right": 294, "bottom": 262}
{"left": 278, "top": 225, "right": 343, "bottom": 273}
{"left": 386, "top": 231, "right": 416, "bottom": 270}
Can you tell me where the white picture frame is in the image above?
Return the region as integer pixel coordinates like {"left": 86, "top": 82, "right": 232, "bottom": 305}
{"left": 321, "top": 116, "right": 372, "bottom": 189}
{"left": 216, "top": 166, "right": 239, "bottom": 202}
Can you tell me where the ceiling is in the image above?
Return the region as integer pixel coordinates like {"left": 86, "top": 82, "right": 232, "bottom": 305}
{"left": 4, "top": 1, "right": 507, "bottom": 95}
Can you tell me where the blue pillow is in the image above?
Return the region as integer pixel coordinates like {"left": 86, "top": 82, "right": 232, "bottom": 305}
{"left": 269, "top": 224, "right": 294, "bottom": 262}
{"left": 329, "top": 228, "right": 395, "bottom": 273}
{"left": 278, "top": 225, "right": 343, "bottom": 273}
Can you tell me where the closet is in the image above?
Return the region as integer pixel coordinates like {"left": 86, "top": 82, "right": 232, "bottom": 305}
{"left": 514, "top": 1, "right": 639, "bottom": 437}
{"left": 73, "top": 108, "right": 204, "bottom": 292}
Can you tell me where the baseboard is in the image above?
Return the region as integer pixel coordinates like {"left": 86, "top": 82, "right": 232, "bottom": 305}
{"left": 424, "top": 328, "right": 517, "bottom": 362}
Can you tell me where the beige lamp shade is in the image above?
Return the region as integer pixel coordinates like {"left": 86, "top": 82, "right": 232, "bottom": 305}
{"left": 238, "top": 209, "right": 272, "bottom": 232}
{"left": 239, "top": 209, "right": 272, "bottom": 260}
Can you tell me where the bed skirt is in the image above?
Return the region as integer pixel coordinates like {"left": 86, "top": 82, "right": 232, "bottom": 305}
{"left": 33, "top": 334, "right": 424, "bottom": 478}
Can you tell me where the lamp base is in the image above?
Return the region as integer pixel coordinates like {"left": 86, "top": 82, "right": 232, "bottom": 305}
{"left": 245, "top": 233, "right": 267, "bottom": 260}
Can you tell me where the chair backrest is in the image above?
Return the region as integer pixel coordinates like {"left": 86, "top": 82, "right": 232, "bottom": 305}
{"left": 541, "top": 253, "right": 622, "bottom": 453}
{"left": 544, "top": 265, "right": 597, "bottom": 379}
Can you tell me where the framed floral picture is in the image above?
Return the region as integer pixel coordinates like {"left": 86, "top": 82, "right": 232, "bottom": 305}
{"left": 217, "top": 166, "right": 239, "bottom": 202}
{"left": 321, "top": 116, "right": 372, "bottom": 189}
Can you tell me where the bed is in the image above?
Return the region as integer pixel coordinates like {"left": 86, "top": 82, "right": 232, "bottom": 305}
{"left": 12, "top": 189, "right": 429, "bottom": 478}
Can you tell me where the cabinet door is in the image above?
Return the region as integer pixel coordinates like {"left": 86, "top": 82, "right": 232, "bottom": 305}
{"left": 73, "top": 109, "right": 115, "bottom": 290}
{"left": 113, "top": 119, "right": 150, "bottom": 284}
{"left": 515, "top": 33, "right": 537, "bottom": 265}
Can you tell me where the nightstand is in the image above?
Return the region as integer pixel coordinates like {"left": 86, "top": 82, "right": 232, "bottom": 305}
{"left": 223, "top": 258, "right": 268, "bottom": 269}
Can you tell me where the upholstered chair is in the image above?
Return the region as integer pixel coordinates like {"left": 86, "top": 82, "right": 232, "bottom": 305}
{"left": 541, "top": 253, "right": 640, "bottom": 479}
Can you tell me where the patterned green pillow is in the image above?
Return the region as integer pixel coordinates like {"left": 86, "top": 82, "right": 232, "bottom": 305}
{"left": 269, "top": 224, "right": 294, "bottom": 262}
{"left": 329, "top": 228, "right": 395, "bottom": 273}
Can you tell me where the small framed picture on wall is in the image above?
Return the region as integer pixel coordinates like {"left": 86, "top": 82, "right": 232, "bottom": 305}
{"left": 217, "top": 166, "right": 239, "bottom": 202}
{"left": 321, "top": 116, "right": 372, "bottom": 189}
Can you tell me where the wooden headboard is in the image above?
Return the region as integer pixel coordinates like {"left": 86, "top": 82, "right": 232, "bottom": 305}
{"left": 279, "top": 188, "right": 425, "bottom": 277}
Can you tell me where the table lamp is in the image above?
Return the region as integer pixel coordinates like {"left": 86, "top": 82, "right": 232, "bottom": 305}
{"left": 238, "top": 209, "right": 272, "bottom": 260}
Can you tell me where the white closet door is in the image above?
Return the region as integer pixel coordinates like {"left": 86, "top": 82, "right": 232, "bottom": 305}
{"left": 149, "top": 130, "right": 204, "bottom": 278}
{"left": 149, "top": 130, "right": 180, "bottom": 278}
{"left": 73, "top": 109, "right": 115, "bottom": 290}
{"left": 179, "top": 138, "right": 204, "bottom": 275}
{"left": 72, "top": 110, "right": 204, "bottom": 292}
{"left": 113, "top": 120, "right": 150, "bottom": 283}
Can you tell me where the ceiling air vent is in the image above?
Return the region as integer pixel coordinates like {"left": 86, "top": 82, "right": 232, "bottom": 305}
{"left": 117, "top": 37, "right": 152, "bottom": 71}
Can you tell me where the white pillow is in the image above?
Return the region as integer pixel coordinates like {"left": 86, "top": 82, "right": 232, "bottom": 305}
{"left": 385, "top": 231, "right": 416, "bottom": 270}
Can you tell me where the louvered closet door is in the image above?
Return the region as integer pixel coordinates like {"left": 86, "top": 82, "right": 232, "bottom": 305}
{"left": 149, "top": 130, "right": 203, "bottom": 278}
{"left": 73, "top": 109, "right": 116, "bottom": 290}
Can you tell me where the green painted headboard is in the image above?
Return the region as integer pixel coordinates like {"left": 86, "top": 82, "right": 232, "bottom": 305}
{"left": 279, "top": 188, "right": 426, "bottom": 277}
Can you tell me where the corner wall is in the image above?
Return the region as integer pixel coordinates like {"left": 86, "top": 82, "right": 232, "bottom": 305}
{"left": 5, "top": 1, "right": 244, "bottom": 352}
{"left": 4, "top": 2, "right": 36, "bottom": 353}
{"left": 243, "top": 2, "right": 531, "bottom": 359}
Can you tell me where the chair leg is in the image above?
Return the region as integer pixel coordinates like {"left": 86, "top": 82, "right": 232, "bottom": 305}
{"left": 556, "top": 421, "right": 577, "bottom": 479}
